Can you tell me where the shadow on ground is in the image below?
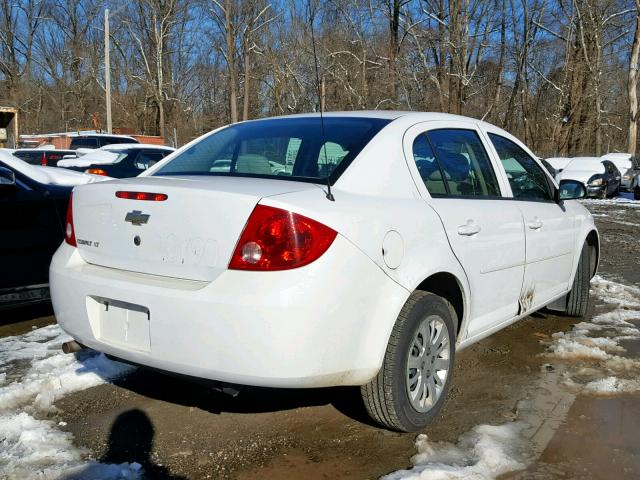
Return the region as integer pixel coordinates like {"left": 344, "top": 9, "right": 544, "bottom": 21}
{"left": 112, "top": 368, "right": 376, "bottom": 427}
{"left": 62, "top": 409, "right": 187, "bottom": 480}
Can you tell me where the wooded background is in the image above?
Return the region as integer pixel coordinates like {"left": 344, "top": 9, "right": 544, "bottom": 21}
{"left": 2, "top": 0, "right": 640, "bottom": 156}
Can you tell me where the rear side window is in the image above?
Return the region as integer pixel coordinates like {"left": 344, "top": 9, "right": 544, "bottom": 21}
{"left": 13, "top": 151, "right": 40, "bottom": 165}
{"left": 488, "top": 133, "right": 553, "bottom": 201}
{"left": 412, "top": 129, "right": 500, "bottom": 197}
{"left": 134, "top": 151, "right": 168, "bottom": 170}
{"left": 154, "top": 117, "right": 390, "bottom": 183}
{"left": 412, "top": 135, "right": 447, "bottom": 195}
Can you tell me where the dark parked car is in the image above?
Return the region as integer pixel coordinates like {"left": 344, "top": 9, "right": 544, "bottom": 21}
{"left": 58, "top": 144, "right": 174, "bottom": 178}
{"left": 0, "top": 164, "right": 69, "bottom": 309}
{"left": 541, "top": 159, "right": 556, "bottom": 177}
{"left": 69, "top": 134, "right": 139, "bottom": 150}
{"left": 557, "top": 157, "right": 621, "bottom": 199}
{"left": 13, "top": 148, "right": 75, "bottom": 167}
{"left": 0, "top": 153, "right": 103, "bottom": 309}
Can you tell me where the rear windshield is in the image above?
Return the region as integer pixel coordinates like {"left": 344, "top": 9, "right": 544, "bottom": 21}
{"left": 70, "top": 137, "right": 99, "bottom": 149}
{"left": 153, "top": 117, "right": 390, "bottom": 183}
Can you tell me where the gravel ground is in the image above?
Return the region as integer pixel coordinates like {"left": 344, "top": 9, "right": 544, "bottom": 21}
{"left": 1, "top": 198, "right": 638, "bottom": 479}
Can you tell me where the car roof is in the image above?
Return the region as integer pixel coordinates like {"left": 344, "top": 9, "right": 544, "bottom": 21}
{"left": 15, "top": 148, "right": 74, "bottom": 152}
{"left": 101, "top": 143, "right": 174, "bottom": 151}
{"left": 269, "top": 110, "right": 497, "bottom": 124}
{"left": 70, "top": 133, "right": 137, "bottom": 139}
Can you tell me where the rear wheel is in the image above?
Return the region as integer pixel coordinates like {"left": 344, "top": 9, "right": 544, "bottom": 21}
{"left": 361, "top": 292, "right": 455, "bottom": 432}
{"left": 635, "top": 185, "right": 640, "bottom": 200}
{"left": 563, "top": 243, "right": 592, "bottom": 317}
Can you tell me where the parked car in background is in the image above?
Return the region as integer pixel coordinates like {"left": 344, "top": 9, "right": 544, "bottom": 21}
{"left": 628, "top": 156, "right": 640, "bottom": 199}
{"left": 0, "top": 151, "right": 107, "bottom": 310}
{"left": 57, "top": 144, "right": 174, "bottom": 178}
{"left": 13, "top": 148, "right": 75, "bottom": 167}
{"left": 556, "top": 157, "right": 621, "bottom": 198}
{"left": 544, "top": 157, "right": 572, "bottom": 175}
{"left": 51, "top": 112, "right": 598, "bottom": 432}
{"left": 601, "top": 152, "right": 635, "bottom": 191}
{"left": 69, "top": 134, "right": 139, "bottom": 150}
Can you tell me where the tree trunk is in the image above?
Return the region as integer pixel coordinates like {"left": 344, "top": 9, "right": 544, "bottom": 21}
{"left": 225, "top": 0, "right": 238, "bottom": 123}
{"left": 243, "top": 39, "right": 250, "bottom": 121}
{"left": 629, "top": 1, "right": 640, "bottom": 155}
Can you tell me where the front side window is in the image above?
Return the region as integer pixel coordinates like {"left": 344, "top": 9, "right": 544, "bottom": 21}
{"left": 417, "top": 129, "right": 500, "bottom": 197}
{"left": 488, "top": 133, "right": 553, "bottom": 201}
{"left": 154, "top": 117, "right": 390, "bottom": 183}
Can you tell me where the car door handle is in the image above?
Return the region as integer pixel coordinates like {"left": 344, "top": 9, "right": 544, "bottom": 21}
{"left": 528, "top": 218, "right": 543, "bottom": 230}
{"left": 457, "top": 221, "right": 481, "bottom": 236}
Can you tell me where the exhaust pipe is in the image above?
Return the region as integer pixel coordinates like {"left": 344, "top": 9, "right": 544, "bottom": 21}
{"left": 62, "top": 340, "right": 86, "bottom": 354}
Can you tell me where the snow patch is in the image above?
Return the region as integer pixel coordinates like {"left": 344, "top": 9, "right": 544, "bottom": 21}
{"left": 582, "top": 197, "right": 640, "bottom": 208}
{"left": 546, "top": 276, "right": 640, "bottom": 393}
{"left": 583, "top": 376, "right": 640, "bottom": 394}
{"left": 0, "top": 324, "right": 138, "bottom": 478}
{"left": 383, "top": 423, "right": 529, "bottom": 480}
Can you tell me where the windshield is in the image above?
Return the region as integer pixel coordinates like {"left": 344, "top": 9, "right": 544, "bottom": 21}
{"left": 153, "top": 117, "right": 390, "bottom": 183}
{"left": 70, "top": 137, "right": 99, "bottom": 149}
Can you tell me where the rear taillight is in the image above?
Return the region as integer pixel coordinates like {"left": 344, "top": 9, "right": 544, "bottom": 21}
{"left": 116, "top": 191, "right": 168, "bottom": 201}
{"left": 86, "top": 168, "right": 108, "bottom": 176}
{"left": 65, "top": 193, "right": 77, "bottom": 247}
{"left": 41, "top": 152, "right": 47, "bottom": 166}
{"left": 229, "top": 205, "right": 337, "bottom": 271}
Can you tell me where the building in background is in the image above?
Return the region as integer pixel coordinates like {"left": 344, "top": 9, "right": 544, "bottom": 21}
{"left": 0, "top": 107, "right": 19, "bottom": 148}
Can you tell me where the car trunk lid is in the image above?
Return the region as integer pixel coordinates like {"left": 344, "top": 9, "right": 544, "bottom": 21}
{"left": 72, "top": 176, "right": 316, "bottom": 281}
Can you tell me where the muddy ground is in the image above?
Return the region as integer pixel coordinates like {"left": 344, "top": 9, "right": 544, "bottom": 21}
{"left": 2, "top": 199, "right": 639, "bottom": 480}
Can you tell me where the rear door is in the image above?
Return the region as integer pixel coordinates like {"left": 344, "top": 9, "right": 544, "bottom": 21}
{"left": 485, "top": 132, "right": 575, "bottom": 308}
{"left": 403, "top": 122, "right": 525, "bottom": 338}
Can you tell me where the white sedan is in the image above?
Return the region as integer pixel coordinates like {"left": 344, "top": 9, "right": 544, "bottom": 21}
{"left": 50, "top": 112, "right": 598, "bottom": 432}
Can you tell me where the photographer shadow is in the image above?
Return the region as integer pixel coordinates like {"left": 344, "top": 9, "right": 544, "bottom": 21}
{"left": 63, "top": 409, "right": 186, "bottom": 480}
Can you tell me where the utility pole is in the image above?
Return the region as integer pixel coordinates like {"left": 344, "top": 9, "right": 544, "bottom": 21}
{"left": 105, "top": 8, "right": 112, "bottom": 134}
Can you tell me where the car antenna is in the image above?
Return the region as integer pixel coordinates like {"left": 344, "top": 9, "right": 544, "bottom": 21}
{"left": 307, "top": 0, "right": 334, "bottom": 202}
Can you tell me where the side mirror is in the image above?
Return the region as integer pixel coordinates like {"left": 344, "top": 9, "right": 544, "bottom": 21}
{"left": 0, "top": 166, "right": 16, "bottom": 188}
{"left": 557, "top": 179, "right": 586, "bottom": 201}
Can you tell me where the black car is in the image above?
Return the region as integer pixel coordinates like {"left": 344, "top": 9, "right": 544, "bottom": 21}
{"left": 589, "top": 160, "right": 622, "bottom": 198}
{"left": 13, "top": 148, "right": 75, "bottom": 167}
{"left": 59, "top": 146, "right": 174, "bottom": 178}
{"left": 541, "top": 159, "right": 556, "bottom": 177}
{"left": 0, "top": 160, "right": 71, "bottom": 309}
{"left": 69, "top": 134, "right": 139, "bottom": 150}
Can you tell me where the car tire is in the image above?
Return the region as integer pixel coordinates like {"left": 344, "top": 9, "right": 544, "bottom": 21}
{"left": 361, "top": 291, "right": 456, "bottom": 432}
{"left": 635, "top": 186, "right": 640, "bottom": 200}
{"left": 563, "top": 243, "right": 591, "bottom": 317}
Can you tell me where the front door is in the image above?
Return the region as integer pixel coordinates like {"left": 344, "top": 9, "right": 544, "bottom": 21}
{"left": 403, "top": 123, "right": 526, "bottom": 339}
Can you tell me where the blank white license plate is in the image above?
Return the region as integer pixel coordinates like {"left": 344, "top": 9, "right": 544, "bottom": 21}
{"left": 94, "top": 298, "right": 151, "bottom": 352}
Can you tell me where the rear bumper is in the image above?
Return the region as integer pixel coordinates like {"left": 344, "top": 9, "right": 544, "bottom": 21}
{"left": 50, "top": 239, "right": 408, "bottom": 388}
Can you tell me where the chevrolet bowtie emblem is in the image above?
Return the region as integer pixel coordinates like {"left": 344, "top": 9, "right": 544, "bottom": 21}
{"left": 125, "top": 210, "right": 150, "bottom": 226}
